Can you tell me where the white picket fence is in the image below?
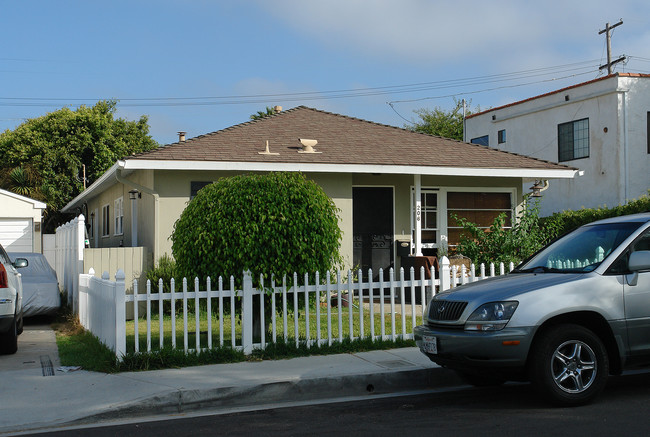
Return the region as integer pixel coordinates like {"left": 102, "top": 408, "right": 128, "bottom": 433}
{"left": 55, "top": 215, "right": 86, "bottom": 314}
{"left": 78, "top": 257, "right": 515, "bottom": 359}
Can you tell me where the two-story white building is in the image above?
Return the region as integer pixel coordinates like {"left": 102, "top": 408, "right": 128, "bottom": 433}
{"left": 465, "top": 73, "right": 650, "bottom": 216}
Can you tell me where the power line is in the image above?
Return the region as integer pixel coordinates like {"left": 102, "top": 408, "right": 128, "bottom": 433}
{"left": 0, "top": 60, "right": 602, "bottom": 108}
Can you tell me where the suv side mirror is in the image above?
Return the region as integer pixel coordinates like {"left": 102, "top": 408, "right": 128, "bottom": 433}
{"left": 13, "top": 258, "right": 28, "bottom": 268}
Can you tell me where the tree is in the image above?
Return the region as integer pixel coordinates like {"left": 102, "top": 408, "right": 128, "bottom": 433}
{"left": 0, "top": 100, "right": 158, "bottom": 231}
{"left": 171, "top": 172, "right": 343, "bottom": 340}
{"left": 408, "top": 98, "right": 478, "bottom": 141}
{"left": 171, "top": 172, "right": 342, "bottom": 283}
{"left": 250, "top": 106, "right": 279, "bottom": 120}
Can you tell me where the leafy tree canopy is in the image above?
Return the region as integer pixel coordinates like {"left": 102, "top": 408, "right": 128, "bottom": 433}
{"left": 171, "top": 172, "right": 343, "bottom": 285}
{"left": 250, "top": 106, "right": 279, "bottom": 120}
{"left": 0, "top": 100, "right": 158, "bottom": 231}
{"left": 408, "top": 98, "right": 479, "bottom": 141}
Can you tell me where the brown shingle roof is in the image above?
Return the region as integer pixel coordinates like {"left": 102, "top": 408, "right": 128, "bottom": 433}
{"left": 130, "top": 106, "right": 572, "bottom": 171}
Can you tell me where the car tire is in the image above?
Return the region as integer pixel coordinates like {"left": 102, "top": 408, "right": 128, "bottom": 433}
{"left": 529, "top": 324, "right": 608, "bottom": 406}
{"left": 17, "top": 312, "right": 23, "bottom": 335}
{"left": 0, "top": 316, "right": 18, "bottom": 355}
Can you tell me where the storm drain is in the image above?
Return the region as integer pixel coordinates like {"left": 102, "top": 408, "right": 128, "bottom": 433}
{"left": 40, "top": 355, "right": 55, "bottom": 376}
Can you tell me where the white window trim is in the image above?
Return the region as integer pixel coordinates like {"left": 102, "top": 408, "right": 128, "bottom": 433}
{"left": 114, "top": 197, "right": 124, "bottom": 236}
{"left": 101, "top": 204, "right": 110, "bottom": 237}
{"left": 410, "top": 186, "right": 517, "bottom": 250}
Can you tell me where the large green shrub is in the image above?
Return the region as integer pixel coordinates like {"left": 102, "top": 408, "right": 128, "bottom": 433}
{"left": 171, "top": 172, "right": 343, "bottom": 285}
{"left": 454, "top": 192, "right": 650, "bottom": 265}
{"left": 543, "top": 192, "right": 650, "bottom": 236}
{"left": 455, "top": 196, "right": 549, "bottom": 265}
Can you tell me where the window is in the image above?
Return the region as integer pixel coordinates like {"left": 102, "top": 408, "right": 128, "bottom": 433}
{"left": 498, "top": 130, "right": 506, "bottom": 144}
{"left": 558, "top": 118, "right": 589, "bottom": 161}
{"left": 647, "top": 112, "right": 650, "bottom": 154}
{"left": 191, "top": 181, "right": 212, "bottom": 199}
{"left": 114, "top": 197, "right": 124, "bottom": 235}
{"left": 102, "top": 204, "right": 110, "bottom": 237}
{"left": 471, "top": 135, "right": 489, "bottom": 146}
{"left": 411, "top": 189, "right": 438, "bottom": 249}
{"left": 447, "top": 191, "right": 513, "bottom": 247}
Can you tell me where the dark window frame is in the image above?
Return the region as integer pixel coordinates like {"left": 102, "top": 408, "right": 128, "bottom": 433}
{"left": 191, "top": 181, "right": 212, "bottom": 199}
{"left": 470, "top": 135, "right": 489, "bottom": 146}
{"left": 558, "top": 118, "right": 590, "bottom": 162}
{"left": 498, "top": 129, "right": 506, "bottom": 144}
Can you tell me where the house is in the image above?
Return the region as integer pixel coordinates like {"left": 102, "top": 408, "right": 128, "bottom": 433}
{"left": 62, "top": 106, "right": 578, "bottom": 274}
{"left": 0, "top": 188, "right": 46, "bottom": 252}
{"left": 465, "top": 73, "right": 650, "bottom": 216}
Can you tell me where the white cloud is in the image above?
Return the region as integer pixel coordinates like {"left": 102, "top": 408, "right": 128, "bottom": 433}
{"left": 258, "top": 0, "right": 649, "bottom": 70}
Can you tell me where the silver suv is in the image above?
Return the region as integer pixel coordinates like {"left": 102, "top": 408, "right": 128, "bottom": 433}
{"left": 415, "top": 213, "right": 650, "bottom": 406}
{"left": 0, "top": 244, "right": 27, "bottom": 355}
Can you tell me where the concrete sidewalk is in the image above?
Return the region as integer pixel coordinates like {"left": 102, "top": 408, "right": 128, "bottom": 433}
{"left": 0, "top": 327, "right": 465, "bottom": 435}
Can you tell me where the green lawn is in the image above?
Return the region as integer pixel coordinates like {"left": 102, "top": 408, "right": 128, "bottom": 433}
{"left": 125, "top": 304, "right": 423, "bottom": 353}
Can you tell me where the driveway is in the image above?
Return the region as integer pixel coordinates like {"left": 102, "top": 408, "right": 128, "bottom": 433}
{"left": 0, "top": 322, "right": 60, "bottom": 374}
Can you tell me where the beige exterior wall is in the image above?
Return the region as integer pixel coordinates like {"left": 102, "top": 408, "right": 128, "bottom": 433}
{"left": 0, "top": 191, "right": 45, "bottom": 252}
{"left": 82, "top": 169, "right": 524, "bottom": 274}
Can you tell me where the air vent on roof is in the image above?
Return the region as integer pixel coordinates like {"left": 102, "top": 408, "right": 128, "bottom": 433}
{"left": 178, "top": 131, "right": 186, "bottom": 142}
{"left": 258, "top": 140, "right": 279, "bottom": 155}
{"left": 298, "top": 138, "right": 321, "bottom": 154}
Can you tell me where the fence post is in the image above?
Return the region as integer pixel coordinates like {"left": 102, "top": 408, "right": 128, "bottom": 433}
{"left": 114, "top": 270, "right": 126, "bottom": 359}
{"left": 439, "top": 256, "right": 450, "bottom": 292}
{"left": 242, "top": 270, "right": 253, "bottom": 354}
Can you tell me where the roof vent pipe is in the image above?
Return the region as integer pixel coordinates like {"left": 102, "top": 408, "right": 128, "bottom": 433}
{"left": 298, "top": 138, "right": 321, "bottom": 154}
{"left": 178, "top": 131, "right": 186, "bottom": 142}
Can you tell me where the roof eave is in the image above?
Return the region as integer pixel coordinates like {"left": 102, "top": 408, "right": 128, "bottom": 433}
{"left": 122, "top": 159, "right": 578, "bottom": 179}
{"left": 61, "top": 162, "right": 122, "bottom": 213}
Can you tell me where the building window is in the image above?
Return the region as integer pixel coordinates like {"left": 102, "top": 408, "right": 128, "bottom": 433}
{"left": 411, "top": 189, "right": 438, "bottom": 251}
{"left": 558, "top": 118, "right": 589, "bottom": 161}
{"left": 114, "top": 197, "right": 124, "bottom": 235}
{"left": 102, "top": 204, "right": 110, "bottom": 237}
{"left": 447, "top": 191, "right": 513, "bottom": 248}
{"left": 498, "top": 130, "right": 506, "bottom": 144}
{"left": 470, "top": 135, "right": 489, "bottom": 146}
{"left": 191, "top": 181, "right": 212, "bottom": 199}
{"left": 647, "top": 112, "right": 650, "bottom": 154}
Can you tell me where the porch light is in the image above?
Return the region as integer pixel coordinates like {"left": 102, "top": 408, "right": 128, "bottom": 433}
{"left": 129, "top": 189, "right": 140, "bottom": 200}
{"left": 529, "top": 180, "right": 549, "bottom": 197}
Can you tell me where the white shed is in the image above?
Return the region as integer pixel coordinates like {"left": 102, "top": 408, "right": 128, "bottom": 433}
{"left": 0, "top": 189, "right": 46, "bottom": 252}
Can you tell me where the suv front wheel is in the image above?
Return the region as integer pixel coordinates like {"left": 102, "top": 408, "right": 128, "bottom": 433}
{"left": 529, "top": 324, "right": 609, "bottom": 406}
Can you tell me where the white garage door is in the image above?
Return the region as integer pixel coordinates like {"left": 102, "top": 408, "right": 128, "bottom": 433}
{"left": 0, "top": 219, "right": 33, "bottom": 252}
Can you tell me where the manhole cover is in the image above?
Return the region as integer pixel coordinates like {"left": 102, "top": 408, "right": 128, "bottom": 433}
{"left": 40, "top": 355, "right": 54, "bottom": 377}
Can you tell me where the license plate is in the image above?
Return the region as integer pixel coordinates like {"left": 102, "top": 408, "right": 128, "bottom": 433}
{"left": 422, "top": 335, "right": 438, "bottom": 354}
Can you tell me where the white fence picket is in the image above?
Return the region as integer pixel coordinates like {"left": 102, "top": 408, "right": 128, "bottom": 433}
{"left": 79, "top": 256, "right": 518, "bottom": 360}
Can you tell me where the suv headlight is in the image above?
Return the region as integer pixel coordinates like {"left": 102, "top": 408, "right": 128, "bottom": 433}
{"left": 465, "top": 301, "right": 518, "bottom": 331}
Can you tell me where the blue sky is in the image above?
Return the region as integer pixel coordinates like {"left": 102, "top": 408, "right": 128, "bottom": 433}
{"left": 2, "top": 0, "right": 650, "bottom": 145}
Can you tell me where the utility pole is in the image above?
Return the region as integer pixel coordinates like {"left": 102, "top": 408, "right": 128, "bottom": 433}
{"left": 599, "top": 20, "right": 625, "bottom": 74}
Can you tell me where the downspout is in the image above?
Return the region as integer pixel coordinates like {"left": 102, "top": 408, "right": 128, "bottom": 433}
{"left": 622, "top": 89, "right": 629, "bottom": 203}
{"left": 115, "top": 163, "right": 161, "bottom": 262}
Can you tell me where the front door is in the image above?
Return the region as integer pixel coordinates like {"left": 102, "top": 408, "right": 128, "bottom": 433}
{"left": 353, "top": 187, "right": 393, "bottom": 281}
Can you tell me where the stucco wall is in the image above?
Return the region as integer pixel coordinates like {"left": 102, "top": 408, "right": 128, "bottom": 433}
{"left": 0, "top": 192, "right": 44, "bottom": 252}
{"left": 465, "top": 75, "right": 650, "bottom": 216}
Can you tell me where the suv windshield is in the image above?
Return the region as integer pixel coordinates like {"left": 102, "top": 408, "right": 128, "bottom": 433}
{"left": 516, "top": 222, "right": 643, "bottom": 273}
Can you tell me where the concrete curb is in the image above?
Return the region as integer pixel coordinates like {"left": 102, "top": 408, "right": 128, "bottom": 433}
{"left": 73, "top": 367, "right": 466, "bottom": 424}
